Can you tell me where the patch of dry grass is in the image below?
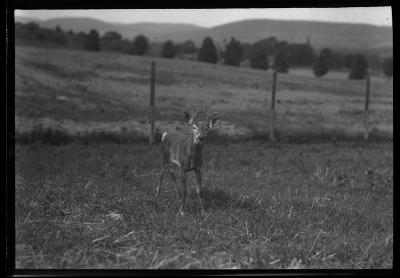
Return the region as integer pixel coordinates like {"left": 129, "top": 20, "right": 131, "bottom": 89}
{"left": 15, "top": 142, "right": 393, "bottom": 269}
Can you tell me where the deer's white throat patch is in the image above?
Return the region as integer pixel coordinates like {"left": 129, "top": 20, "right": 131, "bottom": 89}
{"left": 161, "top": 131, "right": 167, "bottom": 141}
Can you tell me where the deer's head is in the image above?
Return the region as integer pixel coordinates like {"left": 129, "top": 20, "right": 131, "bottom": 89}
{"left": 184, "top": 111, "right": 219, "bottom": 144}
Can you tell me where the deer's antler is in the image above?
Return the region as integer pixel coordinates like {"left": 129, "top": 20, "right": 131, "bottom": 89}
{"left": 207, "top": 112, "right": 219, "bottom": 121}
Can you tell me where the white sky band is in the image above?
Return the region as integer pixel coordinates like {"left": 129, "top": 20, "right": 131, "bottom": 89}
{"left": 15, "top": 7, "right": 392, "bottom": 28}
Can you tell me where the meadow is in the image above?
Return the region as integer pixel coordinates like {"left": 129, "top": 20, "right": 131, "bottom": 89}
{"left": 14, "top": 45, "right": 393, "bottom": 269}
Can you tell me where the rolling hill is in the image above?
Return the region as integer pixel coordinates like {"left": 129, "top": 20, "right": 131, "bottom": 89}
{"left": 15, "top": 16, "right": 392, "bottom": 53}
{"left": 15, "top": 16, "right": 205, "bottom": 41}
{"left": 162, "top": 19, "right": 393, "bottom": 52}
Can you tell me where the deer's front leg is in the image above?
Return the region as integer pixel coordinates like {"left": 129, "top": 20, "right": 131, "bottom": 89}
{"left": 194, "top": 169, "right": 205, "bottom": 214}
{"left": 156, "top": 165, "right": 165, "bottom": 199}
{"left": 169, "top": 164, "right": 177, "bottom": 181}
{"left": 176, "top": 169, "right": 188, "bottom": 215}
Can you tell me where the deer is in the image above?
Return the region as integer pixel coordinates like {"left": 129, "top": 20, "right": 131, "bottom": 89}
{"left": 155, "top": 111, "right": 219, "bottom": 215}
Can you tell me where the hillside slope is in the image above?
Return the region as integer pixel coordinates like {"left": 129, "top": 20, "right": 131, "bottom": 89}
{"left": 15, "top": 45, "right": 393, "bottom": 141}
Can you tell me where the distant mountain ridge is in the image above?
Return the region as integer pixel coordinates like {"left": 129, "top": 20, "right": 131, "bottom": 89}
{"left": 14, "top": 16, "right": 42, "bottom": 24}
{"left": 15, "top": 16, "right": 392, "bottom": 54}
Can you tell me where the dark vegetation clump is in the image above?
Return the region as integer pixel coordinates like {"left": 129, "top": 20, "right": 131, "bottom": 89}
{"left": 197, "top": 37, "right": 218, "bottom": 64}
{"left": 383, "top": 57, "right": 393, "bottom": 78}
{"left": 223, "top": 37, "right": 244, "bottom": 67}
{"left": 15, "top": 125, "right": 73, "bottom": 146}
{"left": 15, "top": 22, "right": 388, "bottom": 74}
{"left": 313, "top": 48, "right": 333, "bottom": 77}
{"left": 15, "top": 126, "right": 149, "bottom": 145}
{"left": 348, "top": 54, "right": 369, "bottom": 80}
{"left": 161, "top": 40, "right": 177, "bottom": 59}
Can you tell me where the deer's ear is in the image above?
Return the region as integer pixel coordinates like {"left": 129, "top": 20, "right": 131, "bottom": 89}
{"left": 208, "top": 117, "right": 219, "bottom": 128}
{"left": 187, "top": 111, "right": 199, "bottom": 125}
{"left": 183, "top": 111, "right": 191, "bottom": 122}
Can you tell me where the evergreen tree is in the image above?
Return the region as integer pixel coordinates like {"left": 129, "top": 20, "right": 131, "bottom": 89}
{"left": 83, "top": 29, "right": 100, "bottom": 51}
{"left": 313, "top": 48, "right": 333, "bottom": 77}
{"left": 161, "top": 40, "right": 176, "bottom": 58}
{"left": 348, "top": 54, "right": 368, "bottom": 80}
{"left": 197, "top": 37, "right": 218, "bottom": 64}
{"left": 133, "top": 34, "right": 150, "bottom": 55}
{"left": 383, "top": 57, "right": 393, "bottom": 78}
{"left": 223, "top": 37, "right": 244, "bottom": 66}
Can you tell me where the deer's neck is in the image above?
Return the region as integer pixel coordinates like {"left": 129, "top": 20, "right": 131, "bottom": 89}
{"left": 187, "top": 135, "right": 203, "bottom": 170}
{"left": 190, "top": 133, "right": 203, "bottom": 153}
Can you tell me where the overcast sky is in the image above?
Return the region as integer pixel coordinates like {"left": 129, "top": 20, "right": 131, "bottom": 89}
{"left": 15, "top": 8, "right": 392, "bottom": 27}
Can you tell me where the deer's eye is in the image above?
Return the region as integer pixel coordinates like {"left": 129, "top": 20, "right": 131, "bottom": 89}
{"left": 193, "top": 126, "right": 197, "bottom": 129}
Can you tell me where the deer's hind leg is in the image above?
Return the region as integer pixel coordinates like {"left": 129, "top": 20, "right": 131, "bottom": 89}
{"left": 156, "top": 151, "right": 169, "bottom": 199}
{"left": 156, "top": 165, "right": 165, "bottom": 199}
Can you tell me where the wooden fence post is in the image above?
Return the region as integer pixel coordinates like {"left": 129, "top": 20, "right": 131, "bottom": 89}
{"left": 363, "top": 73, "right": 370, "bottom": 140}
{"left": 270, "top": 70, "right": 277, "bottom": 142}
{"left": 149, "top": 61, "right": 156, "bottom": 144}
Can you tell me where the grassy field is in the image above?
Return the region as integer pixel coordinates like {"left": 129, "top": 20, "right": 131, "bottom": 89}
{"left": 14, "top": 45, "right": 393, "bottom": 269}
{"left": 15, "top": 45, "right": 393, "bottom": 140}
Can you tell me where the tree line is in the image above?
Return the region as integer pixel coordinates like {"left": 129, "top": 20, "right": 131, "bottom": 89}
{"left": 15, "top": 22, "right": 393, "bottom": 79}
